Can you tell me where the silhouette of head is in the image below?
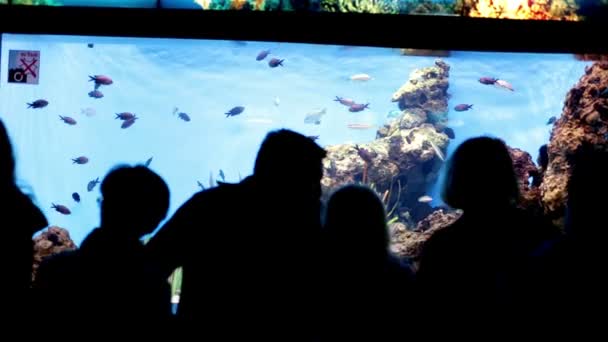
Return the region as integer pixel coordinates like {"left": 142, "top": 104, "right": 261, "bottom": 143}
{"left": 254, "top": 129, "right": 326, "bottom": 200}
{"left": 566, "top": 143, "right": 608, "bottom": 241}
{"left": 100, "top": 166, "right": 170, "bottom": 238}
{"left": 324, "top": 185, "right": 389, "bottom": 262}
{"left": 0, "top": 120, "right": 15, "bottom": 187}
{"left": 442, "top": 136, "right": 518, "bottom": 211}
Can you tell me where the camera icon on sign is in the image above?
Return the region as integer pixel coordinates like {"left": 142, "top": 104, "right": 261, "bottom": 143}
{"left": 8, "top": 68, "right": 28, "bottom": 83}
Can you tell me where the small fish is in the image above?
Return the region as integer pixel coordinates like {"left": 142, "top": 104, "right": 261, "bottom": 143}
{"left": 52, "top": 203, "right": 71, "bottom": 215}
{"left": 144, "top": 157, "right": 153, "bottom": 167}
{"left": 304, "top": 108, "right": 326, "bottom": 125}
{"left": 72, "top": 156, "right": 89, "bottom": 164}
{"left": 178, "top": 113, "right": 191, "bottom": 122}
{"left": 81, "top": 108, "right": 96, "bottom": 117}
{"left": 219, "top": 170, "right": 225, "bottom": 182}
{"left": 268, "top": 58, "right": 284, "bottom": 68}
{"left": 27, "top": 99, "right": 48, "bottom": 109}
{"left": 59, "top": 116, "right": 77, "bottom": 125}
{"left": 256, "top": 50, "right": 270, "bottom": 61}
{"left": 347, "top": 123, "right": 375, "bottom": 130}
{"left": 89, "top": 75, "right": 113, "bottom": 90}
{"left": 335, "top": 96, "right": 356, "bottom": 107}
{"left": 87, "top": 177, "right": 100, "bottom": 192}
{"left": 232, "top": 41, "right": 247, "bottom": 46}
{"left": 72, "top": 192, "right": 80, "bottom": 203}
{"left": 88, "top": 90, "right": 104, "bottom": 99}
{"left": 443, "top": 127, "right": 455, "bottom": 139}
{"left": 96, "top": 197, "right": 102, "bottom": 206}
{"left": 121, "top": 117, "right": 138, "bottom": 129}
{"left": 274, "top": 97, "right": 280, "bottom": 107}
{"left": 448, "top": 119, "right": 465, "bottom": 127}
{"left": 429, "top": 140, "right": 445, "bottom": 161}
{"left": 387, "top": 110, "right": 401, "bottom": 119}
{"left": 454, "top": 104, "right": 473, "bottom": 112}
{"left": 418, "top": 195, "right": 433, "bottom": 203}
{"left": 115, "top": 112, "right": 136, "bottom": 120}
{"left": 87, "top": 43, "right": 94, "bottom": 48}
{"left": 479, "top": 77, "right": 497, "bottom": 85}
{"left": 350, "top": 73, "right": 372, "bottom": 81}
{"left": 354, "top": 145, "right": 377, "bottom": 163}
{"left": 349, "top": 103, "right": 370, "bottom": 112}
{"left": 546, "top": 116, "right": 557, "bottom": 125}
{"left": 495, "top": 79, "right": 514, "bottom": 91}
{"left": 226, "top": 106, "right": 245, "bottom": 117}
{"left": 172, "top": 107, "right": 179, "bottom": 115}
{"left": 197, "top": 181, "right": 205, "bottom": 190}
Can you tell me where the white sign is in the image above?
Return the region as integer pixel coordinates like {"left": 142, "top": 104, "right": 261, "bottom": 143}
{"left": 8, "top": 50, "right": 40, "bottom": 85}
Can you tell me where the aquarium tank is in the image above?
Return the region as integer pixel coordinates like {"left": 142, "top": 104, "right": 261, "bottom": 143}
{"left": 1, "top": 32, "right": 606, "bottom": 301}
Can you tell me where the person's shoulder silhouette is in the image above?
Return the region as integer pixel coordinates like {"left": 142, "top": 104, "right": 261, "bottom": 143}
{"left": 0, "top": 120, "right": 48, "bottom": 297}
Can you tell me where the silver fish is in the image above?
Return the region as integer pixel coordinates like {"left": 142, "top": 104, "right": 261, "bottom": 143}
{"left": 304, "top": 108, "right": 326, "bottom": 125}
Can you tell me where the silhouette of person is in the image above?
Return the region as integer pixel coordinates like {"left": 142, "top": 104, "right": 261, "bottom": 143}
{"left": 0, "top": 120, "right": 48, "bottom": 314}
{"left": 146, "top": 129, "right": 326, "bottom": 338}
{"left": 321, "top": 185, "right": 414, "bottom": 338}
{"left": 35, "top": 166, "right": 171, "bottom": 330}
{"left": 530, "top": 144, "right": 608, "bottom": 326}
{"left": 417, "top": 137, "right": 556, "bottom": 329}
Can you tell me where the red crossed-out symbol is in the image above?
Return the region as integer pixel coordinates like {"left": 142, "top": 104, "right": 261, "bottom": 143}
{"left": 20, "top": 58, "right": 38, "bottom": 78}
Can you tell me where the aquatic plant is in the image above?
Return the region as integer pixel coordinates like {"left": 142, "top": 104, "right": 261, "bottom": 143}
{"left": 366, "top": 179, "right": 402, "bottom": 225}
{"left": 321, "top": 0, "right": 399, "bottom": 14}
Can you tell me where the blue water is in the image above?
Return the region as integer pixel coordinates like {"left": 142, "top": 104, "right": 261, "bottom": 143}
{"left": 162, "top": 0, "right": 201, "bottom": 8}
{"left": 0, "top": 33, "right": 590, "bottom": 244}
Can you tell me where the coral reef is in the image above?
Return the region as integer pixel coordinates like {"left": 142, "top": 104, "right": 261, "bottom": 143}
{"left": 322, "top": 60, "right": 451, "bottom": 226}
{"left": 391, "top": 59, "right": 450, "bottom": 123}
{"left": 460, "top": 0, "right": 579, "bottom": 20}
{"left": 320, "top": 0, "right": 398, "bottom": 14}
{"left": 32, "top": 226, "right": 77, "bottom": 280}
{"left": 390, "top": 209, "right": 461, "bottom": 267}
{"left": 202, "top": 0, "right": 297, "bottom": 11}
{"left": 396, "top": 0, "right": 457, "bottom": 15}
{"left": 508, "top": 147, "right": 544, "bottom": 216}
{"left": 540, "top": 61, "right": 608, "bottom": 226}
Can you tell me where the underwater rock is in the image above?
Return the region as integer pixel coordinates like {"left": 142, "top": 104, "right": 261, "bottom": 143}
{"left": 575, "top": 54, "right": 608, "bottom": 62}
{"left": 391, "top": 59, "right": 450, "bottom": 123}
{"left": 32, "top": 226, "right": 77, "bottom": 281}
{"left": 322, "top": 107, "right": 449, "bottom": 225}
{"left": 540, "top": 61, "right": 608, "bottom": 226}
{"left": 389, "top": 209, "right": 461, "bottom": 267}
{"left": 508, "top": 147, "right": 543, "bottom": 217}
{"left": 400, "top": 49, "right": 451, "bottom": 57}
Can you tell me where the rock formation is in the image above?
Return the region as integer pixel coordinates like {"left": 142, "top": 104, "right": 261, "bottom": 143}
{"left": 32, "top": 226, "right": 77, "bottom": 281}
{"left": 322, "top": 60, "right": 451, "bottom": 225}
{"left": 390, "top": 209, "right": 461, "bottom": 267}
{"left": 391, "top": 59, "right": 450, "bottom": 124}
{"left": 508, "top": 147, "right": 543, "bottom": 216}
{"left": 540, "top": 61, "right": 608, "bottom": 226}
